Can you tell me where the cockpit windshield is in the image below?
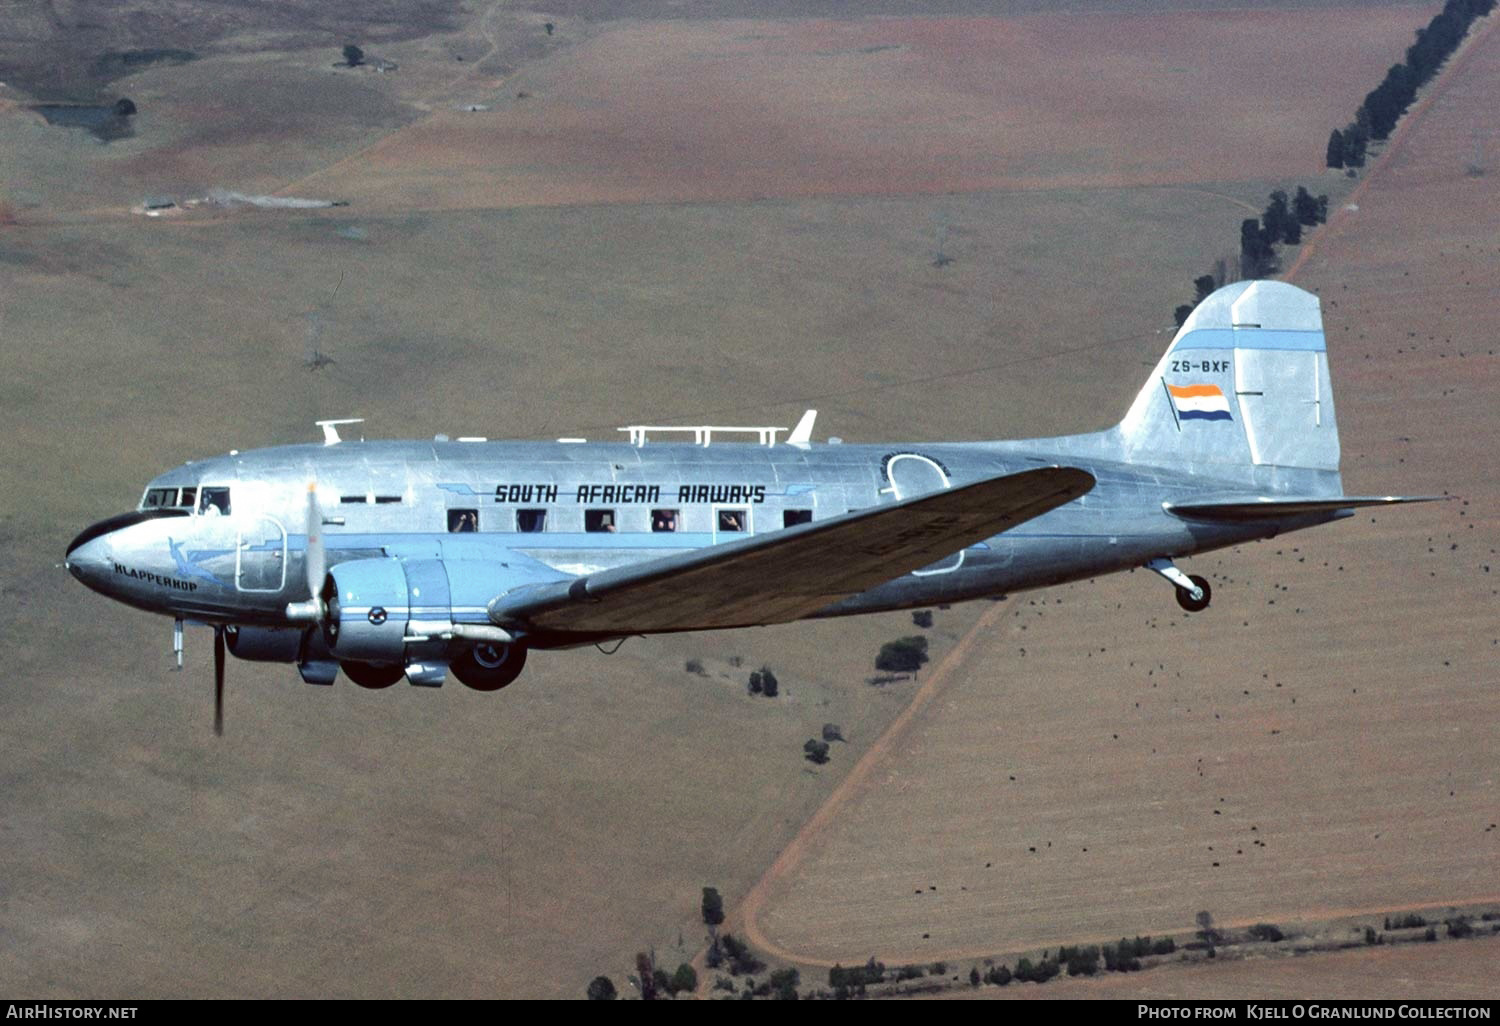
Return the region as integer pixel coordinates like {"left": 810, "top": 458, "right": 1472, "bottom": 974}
{"left": 142, "top": 487, "right": 199, "bottom": 511}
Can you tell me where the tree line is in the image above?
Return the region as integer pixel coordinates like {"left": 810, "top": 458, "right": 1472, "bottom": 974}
{"left": 1172, "top": 186, "right": 1329, "bottom": 328}
{"left": 1173, "top": 0, "right": 1493, "bottom": 328}
{"left": 1327, "top": 0, "right": 1495, "bottom": 169}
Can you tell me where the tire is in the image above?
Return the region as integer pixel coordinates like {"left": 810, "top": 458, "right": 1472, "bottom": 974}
{"left": 1175, "top": 574, "right": 1212, "bottom": 613}
{"left": 341, "top": 660, "right": 405, "bottom": 689}
{"left": 451, "top": 642, "right": 527, "bottom": 692}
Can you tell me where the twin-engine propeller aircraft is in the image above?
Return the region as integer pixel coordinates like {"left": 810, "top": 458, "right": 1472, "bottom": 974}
{"left": 67, "top": 281, "right": 1436, "bottom": 734}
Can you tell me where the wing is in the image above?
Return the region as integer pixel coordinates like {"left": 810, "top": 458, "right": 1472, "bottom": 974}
{"left": 1166, "top": 494, "right": 1448, "bottom": 521}
{"left": 489, "top": 466, "right": 1094, "bottom": 636}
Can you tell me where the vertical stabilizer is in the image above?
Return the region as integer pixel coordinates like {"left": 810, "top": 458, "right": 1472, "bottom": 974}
{"left": 1115, "top": 281, "right": 1338, "bottom": 473}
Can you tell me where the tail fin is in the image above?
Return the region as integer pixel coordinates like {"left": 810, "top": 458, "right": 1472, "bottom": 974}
{"left": 1115, "top": 280, "right": 1338, "bottom": 474}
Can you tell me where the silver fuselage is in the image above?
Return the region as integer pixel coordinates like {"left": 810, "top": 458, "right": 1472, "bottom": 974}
{"left": 65, "top": 431, "right": 1337, "bottom": 645}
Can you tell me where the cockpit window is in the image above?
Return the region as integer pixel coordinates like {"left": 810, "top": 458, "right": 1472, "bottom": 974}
{"left": 178, "top": 487, "right": 196, "bottom": 509}
{"left": 143, "top": 488, "right": 176, "bottom": 509}
{"left": 199, "top": 487, "right": 231, "bottom": 516}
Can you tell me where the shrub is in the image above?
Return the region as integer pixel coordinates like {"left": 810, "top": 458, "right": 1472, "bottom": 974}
{"left": 876, "top": 636, "right": 929, "bottom": 673}
{"left": 829, "top": 959, "right": 886, "bottom": 989}
{"left": 983, "top": 965, "right": 1012, "bottom": 986}
{"left": 769, "top": 967, "right": 800, "bottom": 1000}
{"left": 1248, "top": 923, "right": 1284, "bottom": 943}
{"left": 719, "top": 933, "right": 765, "bottom": 976}
{"left": 804, "top": 739, "right": 830, "bottom": 764}
{"left": 587, "top": 975, "right": 617, "bottom": 1000}
{"left": 912, "top": 609, "right": 934, "bottom": 629}
{"left": 1013, "top": 957, "right": 1060, "bottom": 983}
{"left": 1447, "top": 918, "right": 1475, "bottom": 939}
{"left": 702, "top": 887, "right": 725, "bottom": 927}
{"left": 671, "top": 963, "right": 698, "bottom": 995}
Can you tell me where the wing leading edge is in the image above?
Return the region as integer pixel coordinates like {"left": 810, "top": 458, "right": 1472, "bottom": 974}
{"left": 489, "top": 466, "right": 1095, "bottom": 636}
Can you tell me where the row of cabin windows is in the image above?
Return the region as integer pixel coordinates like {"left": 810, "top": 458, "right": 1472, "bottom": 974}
{"left": 446, "top": 507, "right": 814, "bottom": 534}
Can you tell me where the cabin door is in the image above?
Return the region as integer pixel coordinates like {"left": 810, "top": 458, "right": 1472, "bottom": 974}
{"left": 236, "top": 516, "right": 287, "bottom": 592}
{"left": 883, "top": 453, "right": 963, "bottom": 575}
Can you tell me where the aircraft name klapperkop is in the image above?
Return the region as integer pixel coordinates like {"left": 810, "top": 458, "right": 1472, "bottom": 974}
{"left": 113, "top": 562, "right": 198, "bottom": 592}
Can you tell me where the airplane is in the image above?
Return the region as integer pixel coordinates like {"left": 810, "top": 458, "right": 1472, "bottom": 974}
{"left": 64, "top": 280, "right": 1438, "bottom": 734}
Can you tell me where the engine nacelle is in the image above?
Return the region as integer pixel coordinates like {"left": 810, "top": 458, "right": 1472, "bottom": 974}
{"left": 225, "top": 625, "right": 304, "bottom": 662}
{"left": 321, "top": 558, "right": 411, "bottom": 662}
{"left": 319, "top": 557, "right": 549, "bottom": 664}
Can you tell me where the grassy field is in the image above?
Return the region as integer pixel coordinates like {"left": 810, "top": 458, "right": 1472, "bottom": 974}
{"left": 1, "top": 0, "right": 1478, "bottom": 1000}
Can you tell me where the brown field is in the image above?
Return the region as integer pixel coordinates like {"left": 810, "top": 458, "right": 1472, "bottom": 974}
{"left": 289, "top": 7, "right": 1431, "bottom": 210}
{"left": 750, "top": 8, "right": 1500, "bottom": 982}
{"left": 2, "top": 0, "right": 1490, "bottom": 1001}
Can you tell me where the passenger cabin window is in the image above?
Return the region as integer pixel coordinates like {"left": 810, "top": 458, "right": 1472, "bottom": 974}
{"left": 448, "top": 509, "right": 478, "bottom": 533}
{"left": 651, "top": 509, "right": 679, "bottom": 533}
{"left": 585, "top": 509, "right": 616, "bottom": 533}
{"left": 374, "top": 495, "right": 402, "bottom": 505}
{"left": 717, "top": 509, "right": 747, "bottom": 533}
{"left": 340, "top": 495, "right": 368, "bottom": 505}
{"left": 783, "top": 509, "right": 813, "bottom": 528}
{"left": 199, "top": 487, "right": 231, "bottom": 516}
{"left": 143, "top": 488, "right": 176, "bottom": 509}
{"left": 516, "top": 509, "right": 547, "bottom": 533}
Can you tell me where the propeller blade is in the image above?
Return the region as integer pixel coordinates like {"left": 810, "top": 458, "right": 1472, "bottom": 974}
{"left": 213, "top": 625, "right": 225, "bottom": 737}
{"left": 305, "top": 482, "right": 326, "bottom": 602}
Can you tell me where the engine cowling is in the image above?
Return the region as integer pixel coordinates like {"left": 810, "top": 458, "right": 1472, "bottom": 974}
{"left": 321, "top": 558, "right": 410, "bottom": 662}
{"left": 319, "top": 557, "right": 554, "bottom": 664}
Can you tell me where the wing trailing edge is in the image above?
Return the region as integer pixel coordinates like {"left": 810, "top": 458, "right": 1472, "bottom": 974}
{"left": 489, "top": 466, "right": 1094, "bottom": 636}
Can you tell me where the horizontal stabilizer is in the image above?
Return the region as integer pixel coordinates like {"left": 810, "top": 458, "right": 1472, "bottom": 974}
{"left": 1166, "top": 495, "right": 1448, "bottom": 522}
{"left": 490, "top": 466, "right": 1094, "bottom": 636}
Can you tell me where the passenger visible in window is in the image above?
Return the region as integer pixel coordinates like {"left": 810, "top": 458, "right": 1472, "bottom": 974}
{"left": 651, "top": 509, "right": 679, "bottom": 533}
{"left": 199, "top": 487, "right": 230, "bottom": 516}
{"left": 448, "top": 509, "right": 478, "bottom": 533}
{"left": 718, "top": 509, "right": 746, "bottom": 532}
{"left": 585, "top": 509, "right": 616, "bottom": 533}
{"left": 783, "top": 509, "right": 813, "bottom": 528}
{"left": 517, "top": 509, "right": 547, "bottom": 533}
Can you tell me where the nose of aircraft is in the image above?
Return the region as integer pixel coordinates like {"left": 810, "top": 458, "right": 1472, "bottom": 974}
{"left": 64, "top": 512, "right": 132, "bottom": 588}
{"left": 64, "top": 509, "right": 182, "bottom": 591}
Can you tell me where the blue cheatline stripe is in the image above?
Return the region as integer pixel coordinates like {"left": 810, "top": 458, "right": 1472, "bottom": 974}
{"left": 1172, "top": 328, "right": 1326, "bottom": 352}
{"left": 1179, "top": 410, "right": 1234, "bottom": 422}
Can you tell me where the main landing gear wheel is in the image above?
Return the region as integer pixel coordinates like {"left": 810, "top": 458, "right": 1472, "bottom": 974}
{"left": 1175, "top": 574, "right": 1212, "bottom": 613}
{"left": 341, "top": 661, "right": 405, "bottom": 689}
{"left": 451, "top": 642, "right": 527, "bottom": 692}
